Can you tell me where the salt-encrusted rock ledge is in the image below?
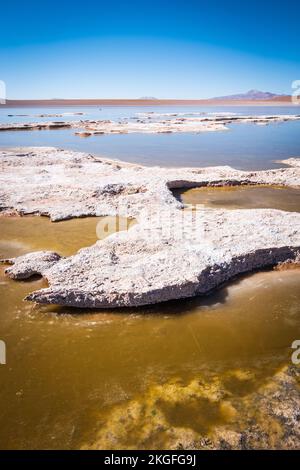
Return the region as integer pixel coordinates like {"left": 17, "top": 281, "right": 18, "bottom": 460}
{"left": 3, "top": 252, "right": 62, "bottom": 280}
{"left": 1, "top": 147, "right": 300, "bottom": 308}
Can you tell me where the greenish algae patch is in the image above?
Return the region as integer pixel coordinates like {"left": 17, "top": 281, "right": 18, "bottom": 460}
{"left": 82, "top": 366, "right": 300, "bottom": 450}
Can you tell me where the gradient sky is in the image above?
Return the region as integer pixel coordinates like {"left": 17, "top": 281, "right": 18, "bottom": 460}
{"left": 0, "top": 0, "right": 299, "bottom": 99}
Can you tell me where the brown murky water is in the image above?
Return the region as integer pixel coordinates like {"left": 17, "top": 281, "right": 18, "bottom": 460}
{"left": 0, "top": 206, "right": 300, "bottom": 449}
{"left": 173, "top": 185, "right": 300, "bottom": 212}
{"left": 0, "top": 215, "right": 135, "bottom": 258}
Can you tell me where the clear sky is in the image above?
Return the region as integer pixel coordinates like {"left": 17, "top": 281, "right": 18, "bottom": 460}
{"left": 0, "top": 0, "right": 299, "bottom": 99}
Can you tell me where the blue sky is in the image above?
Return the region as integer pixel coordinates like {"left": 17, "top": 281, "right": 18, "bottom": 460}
{"left": 0, "top": 0, "right": 299, "bottom": 99}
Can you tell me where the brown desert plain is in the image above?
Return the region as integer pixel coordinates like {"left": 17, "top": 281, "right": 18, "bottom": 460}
{"left": 2, "top": 95, "right": 295, "bottom": 107}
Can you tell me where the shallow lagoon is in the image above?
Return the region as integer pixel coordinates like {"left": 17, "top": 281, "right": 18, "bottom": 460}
{"left": 0, "top": 105, "right": 300, "bottom": 170}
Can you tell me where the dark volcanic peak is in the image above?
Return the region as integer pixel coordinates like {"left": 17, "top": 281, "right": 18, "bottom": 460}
{"left": 213, "top": 89, "right": 286, "bottom": 101}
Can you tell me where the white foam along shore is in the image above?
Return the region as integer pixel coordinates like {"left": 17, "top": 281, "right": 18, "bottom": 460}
{"left": 1, "top": 147, "right": 300, "bottom": 308}
{"left": 0, "top": 113, "right": 299, "bottom": 135}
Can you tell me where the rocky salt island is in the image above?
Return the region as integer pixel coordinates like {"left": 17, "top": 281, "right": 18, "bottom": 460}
{"left": 1, "top": 146, "right": 300, "bottom": 309}
{"left": 1, "top": 113, "right": 300, "bottom": 135}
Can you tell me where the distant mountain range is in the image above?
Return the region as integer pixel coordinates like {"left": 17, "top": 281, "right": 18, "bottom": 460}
{"left": 212, "top": 89, "right": 288, "bottom": 101}
{"left": 3, "top": 92, "right": 292, "bottom": 107}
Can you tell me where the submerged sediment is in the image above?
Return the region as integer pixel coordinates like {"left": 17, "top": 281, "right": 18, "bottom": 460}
{"left": 82, "top": 365, "right": 300, "bottom": 450}
{"left": 1, "top": 147, "right": 300, "bottom": 308}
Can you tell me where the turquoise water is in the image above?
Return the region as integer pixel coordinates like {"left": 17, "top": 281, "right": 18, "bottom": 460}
{"left": 0, "top": 105, "right": 300, "bottom": 170}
